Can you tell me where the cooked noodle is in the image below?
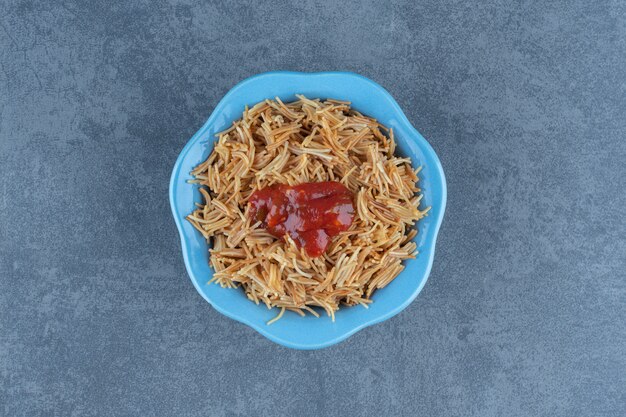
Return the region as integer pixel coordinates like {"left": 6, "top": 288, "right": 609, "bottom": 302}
{"left": 187, "top": 96, "right": 430, "bottom": 322}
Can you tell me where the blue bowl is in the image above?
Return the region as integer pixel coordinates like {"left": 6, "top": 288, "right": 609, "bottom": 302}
{"left": 170, "top": 71, "right": 446, "bottom": 349}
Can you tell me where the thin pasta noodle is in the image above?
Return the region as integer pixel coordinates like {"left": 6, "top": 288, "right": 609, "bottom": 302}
{"left": 187, "top": 96, "right": 429, "bottom": 322}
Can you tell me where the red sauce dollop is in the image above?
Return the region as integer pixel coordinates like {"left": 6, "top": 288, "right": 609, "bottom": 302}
{"left": 249, "top": 181, "right": 355, "bottom": 257}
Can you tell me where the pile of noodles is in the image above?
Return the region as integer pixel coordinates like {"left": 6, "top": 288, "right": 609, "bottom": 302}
{"left": 187, "top": 96, "right": 429, "bottom": 323}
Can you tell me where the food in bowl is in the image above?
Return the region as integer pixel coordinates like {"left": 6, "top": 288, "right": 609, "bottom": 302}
{"left": 187, "top": 96, "right": 430, "bottom": 322}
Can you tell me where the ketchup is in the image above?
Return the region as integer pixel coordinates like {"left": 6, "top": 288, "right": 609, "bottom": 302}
{"left": 248, "top": 181, "right": 355, "bottom": 257}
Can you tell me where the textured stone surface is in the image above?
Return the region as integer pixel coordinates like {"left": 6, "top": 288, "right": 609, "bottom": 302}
{"left": 1, "top": 1, "right": 625, "bottom": 416}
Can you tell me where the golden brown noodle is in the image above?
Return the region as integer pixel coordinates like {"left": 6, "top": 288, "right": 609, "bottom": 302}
{"left": 187, "top": 96, "right": 430, "bottom": 322}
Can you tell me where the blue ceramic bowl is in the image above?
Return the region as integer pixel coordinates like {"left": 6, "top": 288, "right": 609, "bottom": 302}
{"left": 170, "top": 71, "right": 446, "bottom": 349}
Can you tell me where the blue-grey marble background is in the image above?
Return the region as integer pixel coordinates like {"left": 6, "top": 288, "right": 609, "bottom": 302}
{"left": 1, "top": 1, "right": 625, "bottom": 416}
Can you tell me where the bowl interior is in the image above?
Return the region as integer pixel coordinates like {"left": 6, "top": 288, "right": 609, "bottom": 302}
{"left": 170, "top": 72, "right": 446, "bottom": 349}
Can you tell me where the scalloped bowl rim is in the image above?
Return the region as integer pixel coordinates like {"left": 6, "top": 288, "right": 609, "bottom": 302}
{"left": 169, "top": 71, "right": 447, "bottom": 349}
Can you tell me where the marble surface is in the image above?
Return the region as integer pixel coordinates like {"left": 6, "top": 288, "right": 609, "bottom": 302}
{"left": 1, "top": 1, "right": 625, "bottom": 416}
